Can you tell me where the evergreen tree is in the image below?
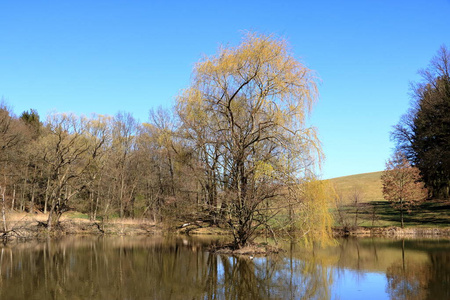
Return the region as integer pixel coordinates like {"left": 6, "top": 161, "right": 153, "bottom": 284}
{"left": 392, "top": 45, "right": 450, "bottom": 198}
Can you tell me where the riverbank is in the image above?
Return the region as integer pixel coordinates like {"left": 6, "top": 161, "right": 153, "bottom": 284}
{"left": 333, "top": 226, "right": 450, "bottom": 238}
{"left": 1, "top": 211, "right": 163, "bottom": 240}
{"left": 2, "top": 211, "right": 449, "bottom": 241}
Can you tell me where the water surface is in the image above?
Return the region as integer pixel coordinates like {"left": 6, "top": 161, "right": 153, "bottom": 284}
{"left": 0, "top": 236, "right": 448, "bottom": 299}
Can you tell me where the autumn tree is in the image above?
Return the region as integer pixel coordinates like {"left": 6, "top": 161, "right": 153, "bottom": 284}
{"left": 177, "top": 33, "right": 322, "bottom": 248}
{"left": 392, "top": 45, "right": 450, "bottom": 198}
{"left": 381, "top": 152, "right": 428, "bottom": 228}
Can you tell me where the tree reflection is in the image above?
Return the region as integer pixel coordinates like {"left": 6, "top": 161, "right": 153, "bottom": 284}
{"left": 205, "top": 252, "right": 332, "bottom": 300}
{"left": 0, "top": 237, "right": 448, "bottom": 300}
{"left": 384, "top": 239, "right": 450, "bottom": 300}
{"left": 0, "top": 237, "right": 333, "bottom": 300}
{"left": 386, "top": 259, "right": 430, "bottom": 300}
{"left": 426, "top": 251, "right": 450, "bottom": 300}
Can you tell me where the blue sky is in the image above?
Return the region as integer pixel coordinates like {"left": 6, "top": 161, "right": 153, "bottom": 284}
{"left": 1, "top": 0, "right": 449, "bottom": 179}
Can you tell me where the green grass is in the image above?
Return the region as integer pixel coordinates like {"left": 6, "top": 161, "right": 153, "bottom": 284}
{"left": 65, "top": 211, "right": 90, "bottom": 220}
{"left": 368, "top": 199, "right": 450, "bottom": 227}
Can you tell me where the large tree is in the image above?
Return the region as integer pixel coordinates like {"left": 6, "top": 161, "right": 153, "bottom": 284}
{"left": 381, "top": 152, "right": 428, "bottom": 228}
{"left": 392, "top": 45, "right": 450, "bottom": 198}
{"left": 29, "top": 113, "right": 109, "bottom": 229}
{"left": 176, "top": 33, "right": 323, "bottom": 248}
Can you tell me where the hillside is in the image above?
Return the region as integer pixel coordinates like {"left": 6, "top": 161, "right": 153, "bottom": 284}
{"left": 327, "top": 171, "right": 384, "bottom": 203}
{"left": 327, "top": 171, "right": 450, "bottom": 228}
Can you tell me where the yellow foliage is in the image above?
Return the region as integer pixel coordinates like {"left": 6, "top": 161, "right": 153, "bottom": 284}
{"left": 293, "top": 179, "right": 334, "bottom": 246}
{"left": 254, "top": 161, "right": 274, "bottom": 180}
{"left": 176, "top": 32, "right": 323, "bottom": 247}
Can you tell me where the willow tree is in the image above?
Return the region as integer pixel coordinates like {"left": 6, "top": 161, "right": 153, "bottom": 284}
{"left": 177, "top": 33, "right": 323, "bottom": 248}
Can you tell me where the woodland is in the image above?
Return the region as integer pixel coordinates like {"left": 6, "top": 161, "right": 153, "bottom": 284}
{"left": 0, "top": 34, "right": 332, "bottom": 248}
{"left": 0, "top": 35, "right": 448, "bottom": 248}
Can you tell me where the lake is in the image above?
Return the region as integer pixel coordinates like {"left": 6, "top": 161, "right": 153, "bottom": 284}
{"left": 0, "top": 236, "right": 448, "bottom": 299}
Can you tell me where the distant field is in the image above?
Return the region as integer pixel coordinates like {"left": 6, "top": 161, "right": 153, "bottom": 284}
{"left": 327, "top": 171, "right": 384, "bottom": 203}
{"left": 327, "top": 171, "right": 450, "bottom": 228}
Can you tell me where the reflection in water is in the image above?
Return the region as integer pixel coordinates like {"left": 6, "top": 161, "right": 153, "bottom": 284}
{"left": 212, "top": 253, "right": 330, "bottom": 299}
{"left": 427, "top": 251, "right": 450, "bottom": 300}
{"left": 386, "top": 259, "right": 430, "bottom": 300}
{"left": 0, "top": 236, "right": 448, "bottom": 299}
{"left": 385, "top": 239, "right": 430, "bottom": 300}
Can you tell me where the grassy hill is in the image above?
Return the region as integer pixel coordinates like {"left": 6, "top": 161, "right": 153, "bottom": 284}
{"left": 327, "top": 171, "right": 450, "bottom": 228}
{"left": 328, "top": 171, "right": 384, "bottom": 203}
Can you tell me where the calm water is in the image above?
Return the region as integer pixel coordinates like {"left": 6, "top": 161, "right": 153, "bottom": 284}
{"left": 0, "top": 236, "right": 448, "bottom": 299}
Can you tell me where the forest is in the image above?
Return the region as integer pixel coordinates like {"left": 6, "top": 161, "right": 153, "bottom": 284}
{"left": 0, "top": 34, "right": 332, "bottom": 247}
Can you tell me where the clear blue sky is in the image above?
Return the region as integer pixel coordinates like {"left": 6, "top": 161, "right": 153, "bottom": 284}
{"left": 1, "top": 0, "right": 449, "bottom": 179}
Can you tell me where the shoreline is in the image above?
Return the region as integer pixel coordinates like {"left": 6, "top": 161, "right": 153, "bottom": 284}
{"left": 2, "top": 212, "right": 449, "bottom": 241}
{"left": 332, "top": 226, "right": 450, "bottom": 238}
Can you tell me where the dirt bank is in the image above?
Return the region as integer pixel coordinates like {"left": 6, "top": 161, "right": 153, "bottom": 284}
{"left": 3, "top": 212, "right": 449, "bottom": 242}
{"left": 1, "top": 212, "right": 163, "bottom": 240}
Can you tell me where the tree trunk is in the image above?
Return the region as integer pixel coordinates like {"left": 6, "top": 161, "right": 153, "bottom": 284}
{"left": 44, "top": 178, "right": 50, "bottom": 214}
{"left": 119, "top": 174, "right": 125, "bottom": 218}
{"left": 30, "top": 183, "right": 36, "bottom": 213}
{"left": 93, "top": 193, "right": 99, "bottom": 221}
{"left": 354, "top": 205, "right": 359, "bottom": 227}
{"left": 10, "top": 184, "right": 16, "bottom": 210}
{"left": 1, "top": 186, "right": 8, "bottom": 232}
{"left": 21, "top": 176, "right": 27, "bottom": 212}
{"left": 89, "top": 191, "right": 94, "bottom": 221}
{"left": 400, "top": 208, "right": 404, "bottom": 228}
{"left": 47, "top": 200, "right": 56, "bottom": 231}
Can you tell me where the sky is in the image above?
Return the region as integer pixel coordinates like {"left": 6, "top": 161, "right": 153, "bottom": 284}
{"left": 0, "top": 0, "right": 449, "bottom": 179}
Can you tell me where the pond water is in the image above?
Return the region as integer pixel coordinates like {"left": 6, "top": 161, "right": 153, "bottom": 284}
{"left": 0, "top": 236, "right": 448, "bottom": 299}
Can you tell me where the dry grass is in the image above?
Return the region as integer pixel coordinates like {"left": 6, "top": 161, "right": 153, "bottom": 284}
{"left": 328, "top": 171, "right": 384, "bottom": 203}
{"left": 1, "top": 210, "right": 162, "bottom": 238}
{"left": 328, "top": 171, "right": 450, "bottom": 228}
{"left": 106, "top": 217, "right": 156, "bottom": 226}
{"left": 5, "top": 211, "right": 156, "bottom": 226}
{"left": 5, "top": 211, "right": 48, "bottom": 223}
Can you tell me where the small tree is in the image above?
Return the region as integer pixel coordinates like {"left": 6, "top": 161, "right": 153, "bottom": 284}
{"left": 350, "top": 186, "right": 364, "bottom": 227}
{"left": 381, "top": 152, "right": 428, "bottom": 228}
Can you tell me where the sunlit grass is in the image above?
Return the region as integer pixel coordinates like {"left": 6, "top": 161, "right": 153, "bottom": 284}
{"left": 328, "top": 171, "right": 384, "bottom": 203}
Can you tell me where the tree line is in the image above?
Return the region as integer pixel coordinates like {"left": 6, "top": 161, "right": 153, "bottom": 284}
{"left": 390, "top": 45, "right": 450, "bottom": 200}
{"left": 0, "top": 33, "right": 332, "bottom": 247}
{"left": 0, "top": 106, "right": 192, "bottom": 230}
{"left": 381, "top": 45, "right": 449, "bottom": 227}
